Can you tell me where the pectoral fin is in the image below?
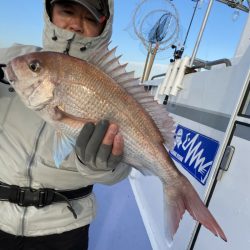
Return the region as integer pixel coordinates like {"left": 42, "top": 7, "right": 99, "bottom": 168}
{"left": 53, "top": 130, "right": 76, "bottom": 168}
{"left": 52, "top": 107, "right": 98, "bottom": 167}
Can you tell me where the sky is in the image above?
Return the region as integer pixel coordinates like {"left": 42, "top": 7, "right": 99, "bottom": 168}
{"left": 0, "top": 0, "right": 248, "bottom": 77}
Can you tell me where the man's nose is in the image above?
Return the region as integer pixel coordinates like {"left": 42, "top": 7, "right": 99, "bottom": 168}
{"left": 68, "top": 18, "right": 83, "bottom": 33}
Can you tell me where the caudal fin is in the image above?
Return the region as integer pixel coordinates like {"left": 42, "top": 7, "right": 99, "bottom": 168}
{"left": 164, "top": 175, "right": 227, "bottom": 246}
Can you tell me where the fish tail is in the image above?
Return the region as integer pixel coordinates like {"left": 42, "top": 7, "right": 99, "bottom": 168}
{"left": 163, "top": 175, "right": 227, "bottom": 246}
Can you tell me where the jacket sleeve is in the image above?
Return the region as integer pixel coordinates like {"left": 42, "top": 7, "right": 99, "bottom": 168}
{"left": 75, "top": 154, "right": 131, "bottom": 185}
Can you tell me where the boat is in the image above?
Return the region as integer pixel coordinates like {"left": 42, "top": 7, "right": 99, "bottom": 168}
{"left": 90, "top": 1, "right": 250, "bottom": 249}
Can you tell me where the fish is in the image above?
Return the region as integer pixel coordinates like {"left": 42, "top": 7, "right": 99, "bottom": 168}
{"left": 5, "top": 44, "right": 227, "bottom": 245}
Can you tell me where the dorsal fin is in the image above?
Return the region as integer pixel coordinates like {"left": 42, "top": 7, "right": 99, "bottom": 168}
{"left": 87, "top": 43, "right": 175, "bottom": 149}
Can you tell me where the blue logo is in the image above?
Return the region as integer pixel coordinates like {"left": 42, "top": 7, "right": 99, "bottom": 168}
{"left": 169, "top": 125, "right": 219, "bottom": 185}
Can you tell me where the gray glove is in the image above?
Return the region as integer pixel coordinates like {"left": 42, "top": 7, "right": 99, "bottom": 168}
{"left": 75, "top": 120, "right": 123, "bottom": 171}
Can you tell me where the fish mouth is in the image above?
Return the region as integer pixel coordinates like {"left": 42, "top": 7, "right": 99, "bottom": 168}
{"left": 4, "top": 63, "right": 17, "bottom": 84}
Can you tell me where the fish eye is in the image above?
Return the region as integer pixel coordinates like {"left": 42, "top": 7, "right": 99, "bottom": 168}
{"left": 29, "top": 60, "right": 41, "bottom": 72}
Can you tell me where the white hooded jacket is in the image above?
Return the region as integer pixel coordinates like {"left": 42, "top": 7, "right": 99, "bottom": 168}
{"left": 43, "top": 0, "right": 113, "bottom": 58}
{"left": 0, "top": 0, "right": 131, "bottom": 236}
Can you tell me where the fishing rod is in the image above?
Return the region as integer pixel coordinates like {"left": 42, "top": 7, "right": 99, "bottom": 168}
{"left": 170, "top": 0, "right": 200, "bottom": 62}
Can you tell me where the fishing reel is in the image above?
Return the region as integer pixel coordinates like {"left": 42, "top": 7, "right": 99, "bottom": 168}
{"left": 0, "top": 64, "right": 14, "bottom": 92}
{"left": 170, "top": 44, "right": 184, "bottom": 62}
{"left": 0, "top": 64, "right": 9, "bottom": 85}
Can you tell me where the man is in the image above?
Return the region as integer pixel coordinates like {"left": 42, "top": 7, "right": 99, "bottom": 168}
{"left": 0, "top": 0, "right": 130, "bottom": 249}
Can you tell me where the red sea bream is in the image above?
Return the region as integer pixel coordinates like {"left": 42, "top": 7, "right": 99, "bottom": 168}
{"left": 5, "top": 45, "right": 227, "bottom": 245}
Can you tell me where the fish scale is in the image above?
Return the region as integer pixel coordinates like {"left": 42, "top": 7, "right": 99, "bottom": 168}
{"left": 65, "top": 63, "right": 162, "bottom": 144}
{"left": 53, "top": 65, "right": 169, "bottom": 171}
{"left": 5, "top": 48, "right": 227, "bottom": 245}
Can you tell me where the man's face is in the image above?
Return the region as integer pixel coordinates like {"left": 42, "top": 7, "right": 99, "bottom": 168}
{"left": 51, "top": 2, "right": 106, "bottom": 37}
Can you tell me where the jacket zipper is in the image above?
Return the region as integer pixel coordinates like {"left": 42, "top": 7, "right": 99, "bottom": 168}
{"left": 21, "top": 121, "right": 46, "bottom": 236}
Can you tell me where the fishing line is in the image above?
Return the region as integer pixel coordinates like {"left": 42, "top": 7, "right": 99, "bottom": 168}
{"left": 183, "top": 0, "right": 200, "bottom": 47}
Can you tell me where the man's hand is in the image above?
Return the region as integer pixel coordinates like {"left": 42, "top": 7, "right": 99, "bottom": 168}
{"left": 75, "top": 120, "right": 124, "bottom": 171}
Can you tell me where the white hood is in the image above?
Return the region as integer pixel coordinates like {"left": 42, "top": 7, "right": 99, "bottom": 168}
{"left": 42, "top": 0, "right": 113, "bottom": 60}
